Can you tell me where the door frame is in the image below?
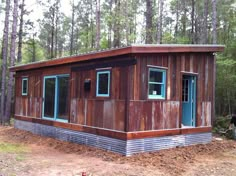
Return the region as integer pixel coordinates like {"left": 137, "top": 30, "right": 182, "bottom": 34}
{"left": 180, "top": 72, "right": 198, "bottom": 128}
{"left": 42, "top": 74, "right": 69, "bottom": 122}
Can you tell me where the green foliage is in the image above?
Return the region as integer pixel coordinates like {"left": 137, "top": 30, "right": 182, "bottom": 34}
{"left": 100, "top": 34, "right": 109, "bottom": 49}
{"left": 20, "top": 39, "right": 46, "bottom": 64}
{"left": 162, "top": 32, "right": 174, "bottom": 44}
{"left": 0, "top": 142, "right": 28, "bottom": 154}
{"left": 213, "top": 116, "right": 234, "bottom": 139}
{"left": 215, "top": 1, "right": 236, "bottom": 115}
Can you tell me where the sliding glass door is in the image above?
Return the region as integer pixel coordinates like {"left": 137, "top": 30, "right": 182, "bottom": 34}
{"left": 43, "top": 75, "right": 69, "bottom": 122}
{"left": 44, "top": 77, "right": 56, "bottom": 119}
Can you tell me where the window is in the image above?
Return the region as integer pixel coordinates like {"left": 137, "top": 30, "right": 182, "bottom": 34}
{"left": 148, "top": 68, "right": 166, "bottom": 99}
{"left": 182, "top": 79, "right": 189, "bottom": 102}
{"left": 22, "top": 78, "right": 28, "bottom": 95}
{"left": 96, "top": 71, "right": 110, "bottom": 97}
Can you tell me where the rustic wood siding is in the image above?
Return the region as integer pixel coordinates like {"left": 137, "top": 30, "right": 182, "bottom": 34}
{"left": 128, "top": 101, "right": 180, "bottom": 131}
{"left": 14, "top": 52, "right": 215, "bottom": 133}
{"left": 14, "top": 66, "right": 70, "bottom": 118}
{"left": 127, "top": 53, "right": 214, "bottom": 131}
{"left": 15, "top": 74, "right": 42, "bottom": 118}
{"left": 70, "top": 65, "right": 128, "bottom": 131}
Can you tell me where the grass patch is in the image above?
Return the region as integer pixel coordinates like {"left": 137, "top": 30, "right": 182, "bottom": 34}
{"left": 0, "top": 142, "right": 28, "bottom": 154}
{"left": 15, "top": 154, "right": 26, "bottom": 161}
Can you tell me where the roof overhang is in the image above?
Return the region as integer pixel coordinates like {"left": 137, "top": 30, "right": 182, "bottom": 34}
{"left": 10, "top": 44, "right": 225, "bottom": 72}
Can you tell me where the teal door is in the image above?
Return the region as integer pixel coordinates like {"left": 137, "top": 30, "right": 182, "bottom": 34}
{"left": 182, "top": 75, "right": 196, "bottom": 127}
{"left": 43, "top": 75, "right": 70, "bottom": 122}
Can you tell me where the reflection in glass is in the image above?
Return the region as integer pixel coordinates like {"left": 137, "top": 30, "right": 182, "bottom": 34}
{"left": 98, "top": 73, "right": 109, "bottom": 95}
{"left": 149, "top": 71, "right": 163, "bottom": 83}
{"left": 22, "top": 79, "right": 28, "bottom": 95}
{"left": 44, "top": 78, "right": 56, "bottom": 118}
{"left": 57, "top": 76, "right": 69, "bottom": 120}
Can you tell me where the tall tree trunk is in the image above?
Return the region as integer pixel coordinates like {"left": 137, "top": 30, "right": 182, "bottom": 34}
{"left": 145, "top": 0, "right": 153, "bottom": 44}
{"left": 125, "top": 0, "right": 129, "bottom": 45}
{"left": 174, "top": 0, "right": 179, "bottom": 42}
{"left": 157, "top": 0, "right": 163, "bottom": 44}
{"left": 54, "top": 9, "right": 59, "bottom": 58}
{"left": 75, "top": 27, "right": 80, "bottom": 54}
{"left": 108, "top": 0, "right": 113, "bottom": 48}
{"left": 47, "top": 35, "right": 51, "bottom": 59}
{"left": 212, "top": 0, "right": 217, "bottom": 44}
{"left": 95, "top": 0, "right": 100, "bottom": 49}
{"left": 90, "top": 2, "right": 94, "bottom": 49}
{"left": 17, "top": 0, "right": 25, "bottom": 63}
{"left": 5, "top": 0, "right": 19, "bottom": 123}
{"left": 32, "top": 33, "right": 36, "bottom": 62}
{"left": 70, "top": 0, "right": 75, "bottom": 55}
{"left": 50, "top": 7, "right": 55, "bottom": 59}
{"left": 113, "top": 0, "right": 121, "bottom": 47}
{"left": 0, "top": 0, "right": 10, "bottom": 124}
{"left": 194, "top": 4, "right": 199, "bottom": 44}
{"left": 182, "top": 0, "right": 187, "bottom": 37}
{"left": 202, "top": 0, "right": 209, "bottom": 44}
{"left": 191, "top": 0, "right": 195, "bottom": 44}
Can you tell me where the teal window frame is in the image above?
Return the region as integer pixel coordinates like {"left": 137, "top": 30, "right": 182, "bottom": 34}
{"left": 148, "top": 67, "right": 166, "bottom": 99}
{"left": 96, "top": 70, "right": 111, "bottom": 97}
{"left": 42, "top": 74, "right": 69, "bottom": 123}
{"left": 22, "top": 78, "right": 28, "bottom": 96}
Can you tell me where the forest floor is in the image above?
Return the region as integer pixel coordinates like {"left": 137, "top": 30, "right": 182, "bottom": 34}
{"left": 0, "top": 126, "right": 236, "bottom": 176}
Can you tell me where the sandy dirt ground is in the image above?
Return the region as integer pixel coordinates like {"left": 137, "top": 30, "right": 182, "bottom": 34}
{"left": 0, "top": 126, "right": 236, "bottom": 176}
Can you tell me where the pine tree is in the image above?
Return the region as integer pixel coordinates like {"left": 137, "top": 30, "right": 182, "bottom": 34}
{"left": 157, "top": 0, "right": 163, "bottom": 44}
{"left": 0, "top": 0, "right": 10, "bottom": 124}
{"left": 5, "top": 0, "right": 19, "bottom": 123}
{"left": 95, "top": 0, "right": 101, "bottom": 49}
{"left": 145, "top": 0, "right": 153, "bottom": 44}
{"left": 17, "top": 0, "right": 25, "bottom": 63}
{"left": 212, "top": 0, "right": 217, "bottom": 44}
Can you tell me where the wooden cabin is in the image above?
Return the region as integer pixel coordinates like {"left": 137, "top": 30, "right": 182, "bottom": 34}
{"left": 10, "top": 45, "right": 224, "bottom": 156}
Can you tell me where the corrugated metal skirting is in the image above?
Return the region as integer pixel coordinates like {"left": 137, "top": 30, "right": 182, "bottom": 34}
{"left": 14, "top": 120, "right": 212, "bottom": 156}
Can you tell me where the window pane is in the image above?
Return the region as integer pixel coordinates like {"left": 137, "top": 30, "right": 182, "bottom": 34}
{"left": 57, "top": 76, "right": 69, "bottom": 120}
{"left": 44, "top": 78, "right": 55, "bottom": 118}
{"left": 149, "top": 84, "right": 162, "bottom": 96}
{"left": 98, "top": 72, "right": 109, "bottom": 95}
{"left": 22, "top": 79, "right": 28, "bottom": 95}
{"left": 150, "top": 70, "right": 163, "bottom": 83}
{"left": 182, "top": 79, "right": 189, "bottom": 102}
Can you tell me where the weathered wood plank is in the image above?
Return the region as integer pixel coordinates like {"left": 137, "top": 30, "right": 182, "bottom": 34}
{"left": 114, "top": 100, "right": 125, "bottom": 131}
{"left": 152, "top": 101, "right": 164, "bottom": 130}
{"left": 103, "top": 100, "right": 114, "bottom": 129}
{"left": 143, "top": 101, "right": 152, "bottom": 130}
{"left": 94, "top": 100, "right": 104, "bottom": 128}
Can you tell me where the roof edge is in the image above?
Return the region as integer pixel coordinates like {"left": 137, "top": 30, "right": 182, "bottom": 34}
{"left": 10, "top": 44, "right": 225, "bottom": 72}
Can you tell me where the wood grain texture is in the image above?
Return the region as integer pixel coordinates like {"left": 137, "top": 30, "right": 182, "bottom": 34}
{"left": 128, "top": 101, "right": 179, "bottom": 131}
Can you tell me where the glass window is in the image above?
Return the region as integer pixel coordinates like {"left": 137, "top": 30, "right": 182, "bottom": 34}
{"left": 22, "top": 78, "right": 28, "bottom": 95}
{"left": 148, "top": 68, "right": 166, "bottom": 99}
{"left": 96, "top": 71, "right": 110, "bottom": 97}
{"left": 182, "top": 79, "right": 189, "bottom": 102}
{"left": 57, "top": 76, "right": 69, "bottom": 120}
{"left": 44, "top": 78, "right": 56, "bottom": 118}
